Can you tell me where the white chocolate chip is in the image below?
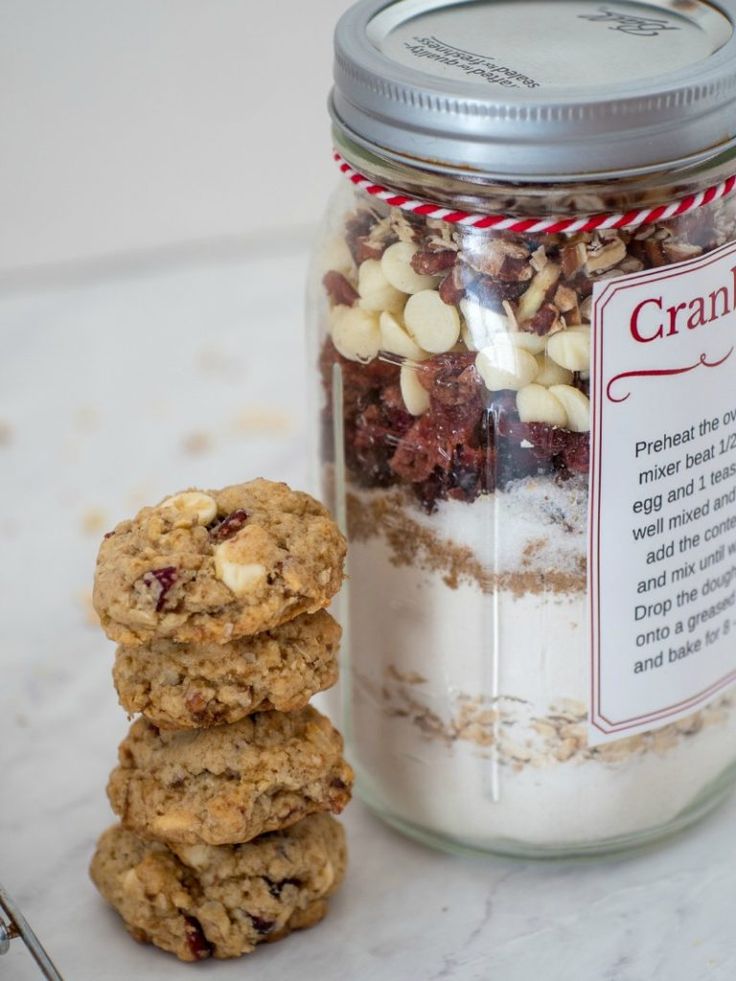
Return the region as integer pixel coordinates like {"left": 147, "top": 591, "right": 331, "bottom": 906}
{"left": 320, "top": 236, "right": 355, "bottom": 278}
{"left": 357, "top": 260, "right": 406, "bottom": 314}
{"left": 534, "top": 355, "right": 574, "bottom": 387}
{"left": 214, "top": 547, "right": 268, "bottom": 596}
{"left": 517, "top": 384, "right": 568, "bottom": 427}
{"left": 549, "top": 385, "right": 591, "bottom": 432}
{"left": 508, "top": 330, "right": 548, "bottom": 355}
{"left": 404, "top": 290, "right": 461, "bottom": 353}
{"left": 330, "top": 306, "right": 381, "bottom": 363}
{"left": 160, "top": 491, "right": 217, "bottom": 527}
{"left": 546, "top": 327, "right": 591, "bottom": 373}
{"left": 475, "top": 340, "right": 539, "bottom": 392}
{"left": 381, "top": 242, "right": 437, "bottom": 294}
{"left": 380, "top": 311, "right": 428, "bottom": 361}
{"left": 460, "top": 298, "right": 508, "bottom": 351}
{"left": 152, "top": 812, "right": 194, "bottom": 835}
{"left": 400, "top": 364, "right": 431, "bottom": 416}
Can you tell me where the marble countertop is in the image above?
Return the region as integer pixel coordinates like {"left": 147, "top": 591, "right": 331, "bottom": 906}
{"left": 1, "top": 243, "right": 735, "bottom": 981}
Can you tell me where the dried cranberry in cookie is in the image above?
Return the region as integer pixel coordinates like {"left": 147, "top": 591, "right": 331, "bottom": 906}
{"left": 93, "top": 479, "right": 346, "bottom": 645}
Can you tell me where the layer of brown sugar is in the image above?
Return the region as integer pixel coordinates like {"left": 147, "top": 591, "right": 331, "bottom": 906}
{"left": 347, "top": 490, "right": 586, "bottom": 596}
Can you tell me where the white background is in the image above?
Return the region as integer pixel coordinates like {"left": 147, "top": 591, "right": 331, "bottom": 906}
{"left": 0, "top": 0, "right": 351, "bottom": 276}
{"left": 2, "top": 5, "right": 736, "bottom": 979}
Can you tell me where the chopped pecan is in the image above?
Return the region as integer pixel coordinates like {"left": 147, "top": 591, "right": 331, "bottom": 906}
{"left": 465, "top": 239, "right": 533, "bottom": 282}
{"left": 585, "top": 237, "right": 627, "bottom": 274}
{"left": 527, "top": 303, "right": 562, "bottom": 336}
{"left": 561, "top": 241, "right": 588, "bottom": 278}
{"left": 439, "top": 265, "right": 466, "bottom": 306}
{"left": 644, "top": 238, "right": 669, "bottom": 267}
{"left": 411, "top": 249, "right": 457, "bottom": 276}
{"left": 663, "top": 241, "right": 703, "bottom": 263}
{"left": 322, "top": 271, "right": 359, "bottom": 307}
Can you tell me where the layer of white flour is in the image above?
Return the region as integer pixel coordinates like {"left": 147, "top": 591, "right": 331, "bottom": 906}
{"left": 337, "top": 493, "right": 736, "bottom": 849}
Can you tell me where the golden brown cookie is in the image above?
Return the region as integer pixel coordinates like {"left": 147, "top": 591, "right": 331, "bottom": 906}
{"left": 90, "top": 814, "right": 347, "bottom": 961}
{"left": 107, "top": 706, "right": 353, "bottom": 846}
{"left": 113, "top": 610, "right": 341, "bottom": 729}
{"left": 93, "top": 480, "right": 346, "bottom": 645}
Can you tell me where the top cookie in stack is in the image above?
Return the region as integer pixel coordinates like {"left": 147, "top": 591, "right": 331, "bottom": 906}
{"left": 94, "top": 478, "right": 346, "bottom": 646}
{"left": 93, "top": 479, "right": 347, "bottom": 729}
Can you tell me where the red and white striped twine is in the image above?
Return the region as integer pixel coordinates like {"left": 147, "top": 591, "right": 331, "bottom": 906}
{"left": 334, "top": 151, "right": 736, "bottom": 236}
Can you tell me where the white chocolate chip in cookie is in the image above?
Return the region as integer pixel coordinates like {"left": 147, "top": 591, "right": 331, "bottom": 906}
{"left": 400, "top": 364, "right": 431, "bottom": 416}
{"left": 475, "top": 340, "right": 539, "bottom": 392}
{"left": 214, "top": 553, "right": 268, "bottom": 596}
{"left": 380, "top": 311, "right": 428, "bottom": 361}
{"left": 546, "top": 327, "right": 591, "bottom": 373}
{"left": 517, "top": 384, "right": 568, "bottom": 427}
{"left": 330, "top": 306, "right": 381, "bottom": 363}
{"left": 549, "top": 385, "right": 591, "bottom": 432}
{"left": 357, "top": 260, "right": 406, "bottom": 314}
{"left": 160, "top": 491, "right": 217, "bottom": 527}
{"left": 404, "top": 290, "right": 461, "bottom": 353}
{"left": 381, "top": 242, "right": 437, "bottom": 294}
{"left": 534, "top": 355, "right": 574, "bottom": 387}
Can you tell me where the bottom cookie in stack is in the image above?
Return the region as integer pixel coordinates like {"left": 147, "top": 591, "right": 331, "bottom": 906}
{"left": 90, "top": 813, "right": 346, "bottom": 962}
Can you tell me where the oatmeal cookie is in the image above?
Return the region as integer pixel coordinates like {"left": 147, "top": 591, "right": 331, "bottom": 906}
{"left": 93, "top": 480, "right": 346, "bottom": 645}
{"left": 113, "top": 609, "right": 341, "bottom": 729}
{"left": 107, "top": 706, "right": 353, "bottom": 846}
{"left": 90, "top": 814, "right": 347, "bottom": 961}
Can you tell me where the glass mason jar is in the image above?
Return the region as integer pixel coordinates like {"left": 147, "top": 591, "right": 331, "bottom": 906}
{"left": 308, "top": 0, "right": 736, "bottom": 856}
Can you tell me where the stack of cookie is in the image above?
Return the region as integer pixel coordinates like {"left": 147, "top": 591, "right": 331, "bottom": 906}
{"left": 89, "top": 479, "right": 353, "bottom": 962}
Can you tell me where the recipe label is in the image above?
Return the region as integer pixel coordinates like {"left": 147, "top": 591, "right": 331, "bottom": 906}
{"left": 589, "top": 240, "right": 736, "bottom": 744}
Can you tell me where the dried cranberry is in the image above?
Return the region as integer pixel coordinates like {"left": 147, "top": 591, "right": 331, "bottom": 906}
{"left": 209, "top": 510, "right": 249, "bottom": 542}
{"left": 141, "top": 567, "right": 178, "bottom": 612}
{"left": 265, "top": 878, "right": 300, "bottom": 899}
{"left": 183, "top": 916, "right": 213, "bottom": 960}
{"left": 249, "top": 915, "right": 275, "bottom": 936}
{"left": 561, "top": 431, "right": 591, "bottom": 474}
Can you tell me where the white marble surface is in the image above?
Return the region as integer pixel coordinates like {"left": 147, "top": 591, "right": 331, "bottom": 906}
{"left": 1, "top": 245, "right": 736, "bottom": 981}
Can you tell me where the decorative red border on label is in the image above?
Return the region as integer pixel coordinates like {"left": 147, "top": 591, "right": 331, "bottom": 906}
{"left": 590, "top": 241, "right": 736, "bottom": 738}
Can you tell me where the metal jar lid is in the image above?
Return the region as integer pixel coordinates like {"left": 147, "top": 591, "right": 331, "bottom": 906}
{"left": 330, "top": 0, "right": 736, "bottom": 181}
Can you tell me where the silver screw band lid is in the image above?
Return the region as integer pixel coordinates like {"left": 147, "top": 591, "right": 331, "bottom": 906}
{"left": 331, "top": 0, "right": 736, "bottom": 180}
